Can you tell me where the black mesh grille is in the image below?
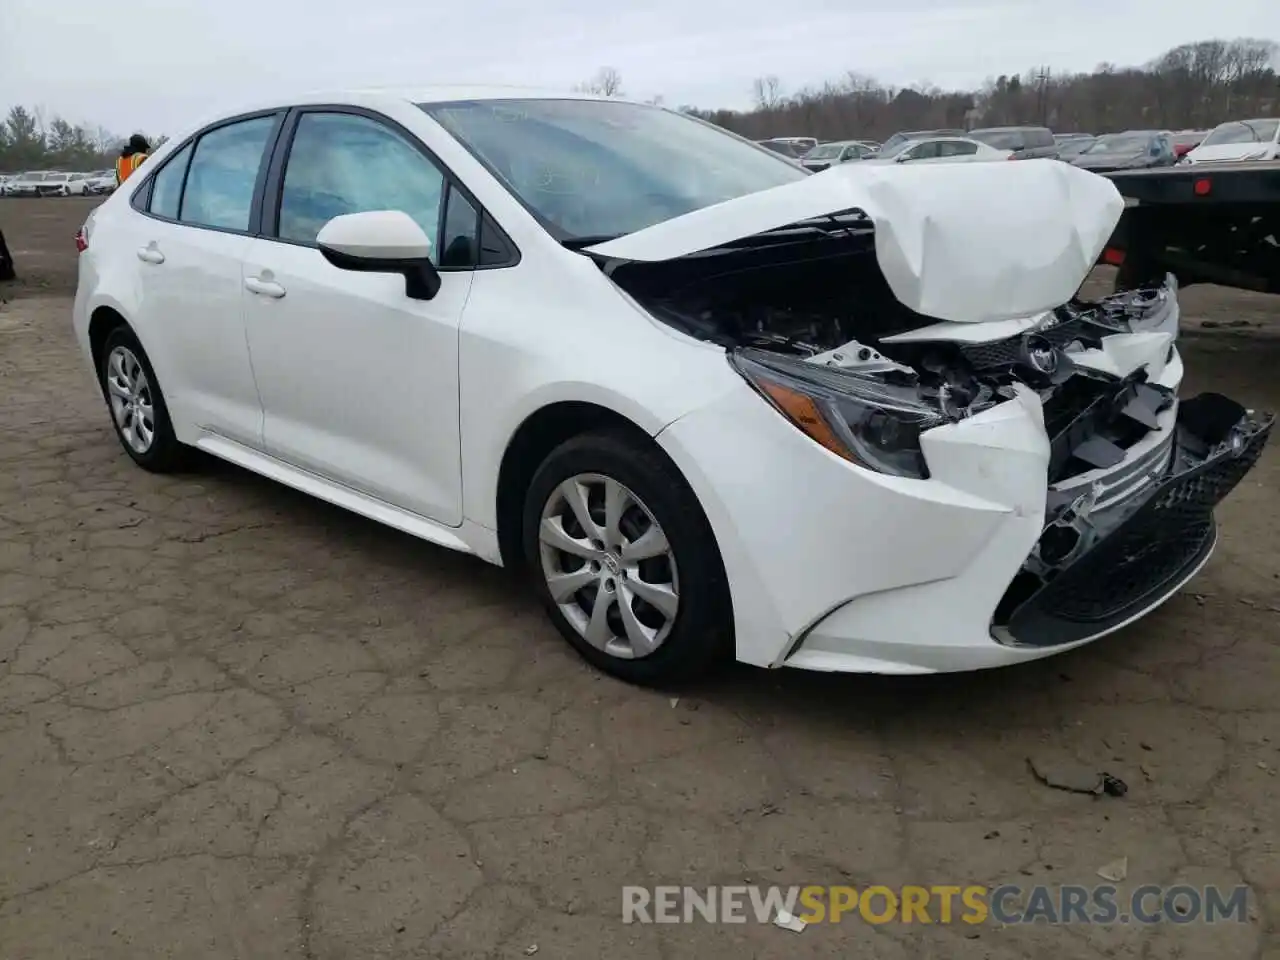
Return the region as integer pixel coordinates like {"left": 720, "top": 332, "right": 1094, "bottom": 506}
{"left": 960, "top": 316, "right": 1101, "bottom": 369}
{"left": 999, "top": 418, "right": 1270, "bottom": 647}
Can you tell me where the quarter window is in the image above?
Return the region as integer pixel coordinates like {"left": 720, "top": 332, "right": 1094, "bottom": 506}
{"left": 438, "top": 185, "right": 479, "bottom": 268}
{"left": 180, "top": 115, "right": 276, "bottom": 232}
{"left": 278, "top": 112, "right": 445, "bottom": 258}
{"left": 149, "top": 144, "right": 192, "bottom": 220}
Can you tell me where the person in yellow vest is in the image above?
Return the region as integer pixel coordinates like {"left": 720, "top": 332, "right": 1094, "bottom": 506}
{"left": 115, "top": 134, "right": 151, "bottom": 186}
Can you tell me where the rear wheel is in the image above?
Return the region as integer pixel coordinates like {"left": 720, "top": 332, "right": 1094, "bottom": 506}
{"left": 98, "top": 326, "right": 188, "bottom": 473}
{"left": 522, "top": 430, "right": 732, "bottom": 686}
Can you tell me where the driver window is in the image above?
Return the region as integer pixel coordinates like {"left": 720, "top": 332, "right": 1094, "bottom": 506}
{"left": 907, "top": 142, "right": 940, "bottom": 160}
{"left": 278, "top": 112, "right": 444, "bottom": 258}
{"left": 938, "top": 140, "right": 977, "bottom": 157}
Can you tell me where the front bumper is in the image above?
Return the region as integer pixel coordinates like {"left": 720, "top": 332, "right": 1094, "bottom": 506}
{"left": 994, "top": 394, "right": 1271, "bottom": 648}
{"left": 657, "top": 291, "right": 1269, "bottom": 674}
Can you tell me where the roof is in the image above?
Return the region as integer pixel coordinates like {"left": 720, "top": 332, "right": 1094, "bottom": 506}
{"left": 970, "top": 125, "right": 1052, "bottom": 133}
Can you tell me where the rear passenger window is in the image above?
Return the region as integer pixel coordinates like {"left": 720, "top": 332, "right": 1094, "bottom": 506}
{"left": 180, "top": 115, "right": 276, "bottom": 232}
{"left": 149, "top": 144, "right": 192, "bottom": 220}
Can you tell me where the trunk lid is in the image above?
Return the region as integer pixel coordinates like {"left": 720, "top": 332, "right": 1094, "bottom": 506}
{"left": 586, "top": 159, "right": 1123, "bottom": 325}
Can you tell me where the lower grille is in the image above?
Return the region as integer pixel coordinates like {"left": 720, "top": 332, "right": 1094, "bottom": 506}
{"left": 995, "top": 398, "right": 1271, "bottom": 648}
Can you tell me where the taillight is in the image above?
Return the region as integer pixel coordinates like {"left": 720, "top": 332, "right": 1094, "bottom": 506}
{"left": 74, "top": 226, "right": 88, "bottom": 253}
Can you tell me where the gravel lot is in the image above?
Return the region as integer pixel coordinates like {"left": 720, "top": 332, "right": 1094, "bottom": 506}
{"left": 1, "top": 197, "right": 1278, "bottom": 959}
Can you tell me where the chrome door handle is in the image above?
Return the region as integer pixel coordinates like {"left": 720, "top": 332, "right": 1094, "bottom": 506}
{"left": 136, "top": 246, "right": 165, "bottom": 264}
{"left": 244, "top": 277, "right": 286, "bottom": 299}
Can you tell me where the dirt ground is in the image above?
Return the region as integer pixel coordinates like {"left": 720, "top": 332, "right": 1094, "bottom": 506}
{"left": 0, "top": 197, "right": 1278, "bottom": 960}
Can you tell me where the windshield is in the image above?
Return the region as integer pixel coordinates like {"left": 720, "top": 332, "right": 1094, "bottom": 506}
{"left": 423, "top": 99, "right": 807, "bottom": 241}
{"left": 45, "top": 173, "right": 68, "bottom": 181}
{"left": 1201, "top": 120, "right": 1280, "bottom": 147}
{"left": 1083, "top": 133, "right": 1152, "bottom": 154}
{"left": 805, "top": 143, "right": 844, "bottom": 160}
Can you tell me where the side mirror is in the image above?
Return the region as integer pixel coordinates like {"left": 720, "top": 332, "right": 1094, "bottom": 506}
{"left": 895, "top": 153, "right": 910, "bottom": 163}
{"left": 317, "top": 210, "right": 441, "bottom": 300}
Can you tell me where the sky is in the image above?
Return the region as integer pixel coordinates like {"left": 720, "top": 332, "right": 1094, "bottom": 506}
{"left": 2, "top": 0, "right": 1277, "bottom": 136}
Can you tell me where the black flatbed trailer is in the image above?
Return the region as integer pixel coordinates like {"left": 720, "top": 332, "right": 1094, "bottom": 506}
{"left": 1099, "top": 163, "right": 1280, "bottom": 294}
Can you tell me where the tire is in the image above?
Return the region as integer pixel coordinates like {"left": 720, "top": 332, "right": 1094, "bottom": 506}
{"left": 522, "top": 428, "right": 733, "bottom": 686}
{"left": 98, "top": 325, "right": 188, "bottom": 473}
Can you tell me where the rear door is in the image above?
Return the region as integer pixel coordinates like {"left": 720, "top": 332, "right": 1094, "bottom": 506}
{"left": 125, "top": 112, "right": 282, "bottom": 448}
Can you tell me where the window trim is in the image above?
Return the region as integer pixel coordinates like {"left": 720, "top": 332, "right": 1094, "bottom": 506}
{"left": 129, "top": 109, "right": 286, "bottom": 238}
{"left": 259, "top": 104, "right": 520, "bottom": 272}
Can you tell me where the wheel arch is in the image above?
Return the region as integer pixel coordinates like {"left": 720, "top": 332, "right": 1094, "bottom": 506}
{"left": 494, "top": 400, "right": 657, "bottom": 570}
{"left": 88, "top": 305, "right": 132, "bottom": 379}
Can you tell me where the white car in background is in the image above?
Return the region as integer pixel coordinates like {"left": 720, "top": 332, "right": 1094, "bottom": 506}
{"left": 6, "top": 170, "right": 54, "bottom": 197}
{"left": 71, "top": 89, "right": 1271, "bottom": 684}
{"left": 1180, "top": 118, "right": 1280, "bottom": 165}
{"left": 863, "top": 136, "right": 1011, "bottom": 164}
{"left": 63, "top": 172, "right": 95, "bottom": 196}
{"left": 86, "top": 170, "right": 117, "bottom": 195}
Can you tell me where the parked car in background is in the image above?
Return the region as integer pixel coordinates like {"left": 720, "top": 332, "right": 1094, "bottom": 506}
{"left": 866, "top": 136, "right": 1010, "bottom": 165}
{"left": 879, "top": 128, "right": 965, "bottom": 155}
{"left": 968, "top": 126, "right": 1058, "bottom": 160}
{"left": 1056, "top": 136, "right": 1097, "bottom": 160}
{"left": 1180, "top": 119, "right": 1280, "bottom": 165}
{"left": 1070, "top": 130, "right": 1176, "bottom": 172}
{"left": 35, "top": 172, "right": 76, "bottom": 197}
{"left": 800, "top": 139, "right": 877, "bottom": 171}
{"left": 64, "top": 173, "right": 94, "bottom": 196}
{"left": 5, "top": 171, "right": 54, "bottom": 197}
{"left": 1170, "top": 130, "right": 1207, "bottom": 159}
{"left": 86, "top": 170, "right": 117, "bottom": 195}
{"left": 757, "top": 138, "right": 805, "bottom": 158}
{"left": 0, "top": 175, "right": 12, "bottom": 197}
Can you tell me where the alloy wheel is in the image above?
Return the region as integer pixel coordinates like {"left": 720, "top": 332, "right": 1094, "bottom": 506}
{"left": 538, "top": 473, "right": 680, "bottom": 659}
{"left": 105, "top": 346, "right": 156, "bottom": 454}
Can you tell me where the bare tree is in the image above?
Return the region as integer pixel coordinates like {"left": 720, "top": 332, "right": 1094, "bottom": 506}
{"left": 575, "top": 67, "right": 624, "bottom": 97}
{"left": 751, "top": 75, "right": 783, "bottom": 111}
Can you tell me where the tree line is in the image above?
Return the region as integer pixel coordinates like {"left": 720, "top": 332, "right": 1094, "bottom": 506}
{"left": 4, "top": 36, "right": 1275, "bottom": 173}
{"left": 0, "top": 106, "right": 166, "bottom": 174}
{"left": 585, "top": 37, "right": 1279, "bottom": 142}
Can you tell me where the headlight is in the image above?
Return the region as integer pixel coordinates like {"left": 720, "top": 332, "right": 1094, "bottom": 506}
{"left": 730, "top": 348, "right": 946, "bottom": 479}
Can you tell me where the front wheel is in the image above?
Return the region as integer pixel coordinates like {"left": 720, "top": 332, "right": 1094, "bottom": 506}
{"left": 522, "top": 429, "right": 733, "bottom": 686}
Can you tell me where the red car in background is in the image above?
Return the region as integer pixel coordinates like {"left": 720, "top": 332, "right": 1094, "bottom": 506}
{"left": 1171, "top": 131, "right": 1207, "bottom": 158}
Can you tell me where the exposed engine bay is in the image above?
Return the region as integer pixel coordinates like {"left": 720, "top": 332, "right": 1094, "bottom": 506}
{"left": 603, "top": 223, "right": 1189, "bottom": 486}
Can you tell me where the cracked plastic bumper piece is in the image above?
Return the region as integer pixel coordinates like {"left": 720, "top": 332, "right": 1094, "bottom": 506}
{"left": 993, "top": 393, "right": 1272, "bottom": 647}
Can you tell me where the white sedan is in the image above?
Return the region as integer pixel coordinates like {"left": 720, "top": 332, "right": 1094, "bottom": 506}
{"left": 72, "top": 89, "right": 1271, "bottom": 683}
{"left": 865, "top": 136, "right": 1012, "bottom": 164}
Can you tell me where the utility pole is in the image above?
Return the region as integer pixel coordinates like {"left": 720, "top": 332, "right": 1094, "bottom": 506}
{"left": 1035, "top": 66, "right": 1051, "bottom": 125}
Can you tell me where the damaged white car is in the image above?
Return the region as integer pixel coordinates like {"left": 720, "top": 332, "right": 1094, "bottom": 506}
{"left": 73, "top": 91, "right": 1272, "bottom": 684}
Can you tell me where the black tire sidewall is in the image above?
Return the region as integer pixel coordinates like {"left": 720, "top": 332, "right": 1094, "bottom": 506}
{"left": 99, "top": 326, "right": 184, "bottom": 472}
{"left": 521, "top": 429, "right": 732, "bottom": 686}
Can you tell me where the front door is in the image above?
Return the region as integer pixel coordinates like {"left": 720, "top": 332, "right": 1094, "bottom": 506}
{"left": 241, "top": 109, "right": 473, "bottom": 526}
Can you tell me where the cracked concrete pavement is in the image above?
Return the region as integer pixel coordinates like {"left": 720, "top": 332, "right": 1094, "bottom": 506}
{"left": 0, "top": 198, "right": 1278, "bottom": 959}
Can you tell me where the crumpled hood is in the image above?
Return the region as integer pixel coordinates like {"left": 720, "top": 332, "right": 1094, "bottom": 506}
{"left": 587, "top": 159, "right": 1124, "bottom": 324}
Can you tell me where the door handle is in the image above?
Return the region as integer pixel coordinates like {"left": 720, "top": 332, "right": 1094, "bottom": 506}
{"left": 136, "top": 246, "right": 165, "bottom": 264}
{"left": 245, "top": 276, "right": 286, "bottom": 299}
